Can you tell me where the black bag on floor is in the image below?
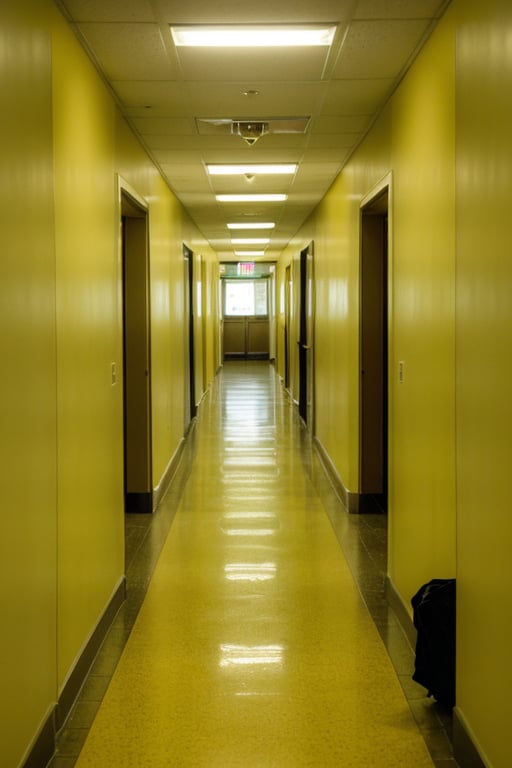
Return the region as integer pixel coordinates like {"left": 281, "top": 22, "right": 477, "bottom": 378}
{"left": 411, "top": 578, "right": 456, "bottom": 707}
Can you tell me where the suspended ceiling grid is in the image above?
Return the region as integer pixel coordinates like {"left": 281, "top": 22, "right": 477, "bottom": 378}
{"left": 56, "top": 0, "right": 451, "bottom": 261}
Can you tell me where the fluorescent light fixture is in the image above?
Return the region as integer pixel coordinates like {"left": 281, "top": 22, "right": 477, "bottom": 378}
{"left": 171, "top": 25, "right": 336, "bottom": 48}
{"left": 217, "top": 194, "right": 287, "bottom": 202}
{"left": 231, "top": 238, "right": 270, "bottom": 245}
{"left": 208, "top": 164, "right": 297, "bottom": 175}
{"left": 234, "top": 251, "right": 265, "bottom": 256}
{"left": 227, "top": 222, "right": 275, "bottom": 230}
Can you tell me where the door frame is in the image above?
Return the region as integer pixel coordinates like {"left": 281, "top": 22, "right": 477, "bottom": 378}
{"left": 284, "top": 265, "right": 292, "bottom": 389}
{"left": 298, "top": 242, "right": 315, "bottom": 430}
{"left": 183, "top": 244, "right": 196, "bottom": 429}
{"left": 117, "top": 176, "right": 153, "bottom": 513}
{"left": 359, "top": 173, "right": 392, "bottom": 513}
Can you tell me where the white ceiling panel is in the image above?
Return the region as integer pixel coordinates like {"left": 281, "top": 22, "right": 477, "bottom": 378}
{"left": 76, "top": 23, "right": 180, "bottom": 80}
{"left": 142, "top": 135, "right": 202, "bottom": 151}
{"left": 131, "top": 117, "right": 197, "bottom": 135}
{"left": 354, "top": 0, "right": 446, "bottom": 19}
{"left": 60, "top": 0, "right": 155, "bottom": 22}
{"left": 56, "top": 0, "right": 451, "bottom": 259}
{"left": 185, "top": 82, "right": 327, "bottom": 117}
{"left": 174, "top": 46, "right": 332, "bottom": 83}
{"left": 321, "top": 78, "right": 395, "bottom": 114}
{"left": 311, "top": 114, "right": 372, "bottom": 133}
{"left": 111, "top": 81, "right": 189, "bottom": 111}
{"left": 153, "top": 0, "right": 356, "bottom": 24}
{"left": 333, "top": 19, "right": 433, "bottom": 79}
{"left": 307, "top": 132, "right": 363, "bottom": 148}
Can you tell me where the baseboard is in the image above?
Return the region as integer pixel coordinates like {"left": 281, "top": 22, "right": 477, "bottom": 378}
{"left": 22, "top": 578, "right": 126, "bottom": 767}
{"left": 152, "top": 436, "right": 186, "bottom": 512}
{"left": 126, "top": 491, "right": 152, "bottom": 513}
{"left": 312, "top": 437, "right": 360, "bottom": 513}
{"left": 21, "top": 707, "right": 55, "bottom": 768}
{"left": 452, "top": 709, "right": 488, "bottom": 768}
{"left": 385, "top": 575, "right": 416, "bottom": 649}
{"left": 55, "top": 577, "right": 126, "bottom": 731}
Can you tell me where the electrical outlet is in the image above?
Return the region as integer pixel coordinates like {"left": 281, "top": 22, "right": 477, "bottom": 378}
{"left": 399, "top": 360, "right": 405, "bottom": 384}
{"left": 111, "top": 362, "right": 117, "bottom": 386}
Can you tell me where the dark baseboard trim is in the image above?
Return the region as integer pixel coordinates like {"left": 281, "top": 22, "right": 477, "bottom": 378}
{"left": 385, "top": 575, "right": 417, "bottom": 649}
{"left": 55, "top": 577, "right": 126, "bottom": 731}
{"left": 386, "top": 577, "right": 487, "bottom": 768}
{"left": 126, "top": 491, "right": 153, "bottom": 513}
{"left": 312, "top": 437, "right": 360, "bottom": 513}
{"left": 152, "top": 436, "right": 186, "bottom": 512}
{"left": 22, "top": 708, "right": 55, "bottom": 768}
{"left": 23, "top": 577, "right": 126, "bottom": 767}
{"left": 452, "top": 709, "right": 487, "bottom": 768}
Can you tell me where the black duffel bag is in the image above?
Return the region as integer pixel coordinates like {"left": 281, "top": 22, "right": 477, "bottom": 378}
{"left": 411, "top": 578, "right": 456, "bottom": 707}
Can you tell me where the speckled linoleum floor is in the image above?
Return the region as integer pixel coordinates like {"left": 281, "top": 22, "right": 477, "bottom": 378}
{"left": 51, "top": 361, "right": 458, "bottom": 768}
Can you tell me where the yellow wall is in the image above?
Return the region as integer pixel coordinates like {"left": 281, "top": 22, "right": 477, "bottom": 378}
{"left": 388, "top": 8, "right": 457, "bottom": 603}
{"left": 52, "top": 7, "right": 124, "bottom": 689}
{"left": 1, "top": 2, "right": 218, "bottom": 765}
{"left": 278, "top": 0, "right": 457, "bottom": 611}
{"left": 4, "top": 0, "right": 512, "bottom": 765}
{"left": 277, "top": 0, "right": 512, "bottom": 764}
{"left": 0, "top": 4, "right": 57, "bottom": 766}
{"left": 456, "top": 1, "right": 512, "bottom": 764}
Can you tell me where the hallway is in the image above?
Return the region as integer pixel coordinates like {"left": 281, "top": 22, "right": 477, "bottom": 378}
{"left": 55, "top": 362, "right": 450, "bottom": 767}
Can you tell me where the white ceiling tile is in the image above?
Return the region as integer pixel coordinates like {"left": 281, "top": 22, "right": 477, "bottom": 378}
{"left": 59, "top": 0, "right": 155, "bottom": 22}
{"left": 58, "top": 0, "right": 447, "bottom": 256}
{"left": 333, "top": 19, "right": 432, "bottom": 79}
{"left": 301, "top": 148, "right": 351, "bottom": 163}
{"left": 187, "top": 82, "right": 326, "bottom": 117}
{"left": 354, "top": 0, "right": 448, "bottom": 19}
{"left": 321, "top": 78, "right": 395, "bottom": 114}
{"left": 174, "top": 47, "right": 330, "bottom": 82}
{"left": 208, "top": 177, "right": 293, "bottom": 195}
{"left": 153, "top": 0, "right": 356, "bottom": 24}
{"left": 76, "top": 23, "right": 179, "bottom": 80}
{"left": 310, "top": 115, "right": 371, "bottom": 133}
{"left": 202, "top": 147, "right": 306, "bottom": 164}
{"left": 143, "top": 135, "right": 202, "bottom": 151}
{"left": 111, "top": 81, "right": 189, "bottom": 112}
{"left": 131, "top": 117, "right": 197, "bottom": 135}
{"left": 307, "top": 132, "right": 362, "bottom": 148}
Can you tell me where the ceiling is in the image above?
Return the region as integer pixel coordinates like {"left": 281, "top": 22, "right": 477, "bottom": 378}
{"left": 56, "top": 0, "right": 451, "bottom": 262}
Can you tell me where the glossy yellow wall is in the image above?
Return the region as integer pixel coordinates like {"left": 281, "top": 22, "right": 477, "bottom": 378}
{"left": 0, "top": 4, "right": 57, "bottom": 766}
{"left": 1, "top": 1, "right": 218, "bottom": 764}
{"left": 52, "top": 7, "right": 125, "bottom": 688}
{"left": 52, "top": 6, "right": 217, "bottom": 693}
{"left": 278, "top": 1, "right": 512, "bottom": 764}
{"left": 456, "top": 1, "right": 512, "bottom": 764}
{"left": 278, "top": 1, "right": 457, "bottom": 608}
{"left": 388, "top": 9, "right": 457, "bottom": 603}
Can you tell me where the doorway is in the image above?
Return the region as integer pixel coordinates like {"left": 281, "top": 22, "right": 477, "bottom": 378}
{"left": 298, "top": 243, "right": 314, "bottom": 427}
{"left": 183, "top": 245, "right": 196, "bottom": 428}
{"left": 359, "top": 187, "right": 389, "bottom": 513}
{"left": 121, "top": 189, "right": 152, "bottom": 513}
{"left": 284, "top": 265, "right": 291, "bottom": 389}
{"left": 222, "top": 278, "right": 270, "bottom": 360}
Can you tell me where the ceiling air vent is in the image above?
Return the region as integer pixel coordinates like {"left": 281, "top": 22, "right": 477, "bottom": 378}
{"left": 196, "top": 117, "right": 310, "bottom": 145}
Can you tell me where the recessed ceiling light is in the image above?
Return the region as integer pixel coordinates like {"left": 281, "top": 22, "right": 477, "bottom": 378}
{"left": 208, "top": 164, "right": 297, "bottom": 175}
{"left": 231, "top": 238, "right": 270, "bottom": 245}
{"left": 217, "top": 194, "right": 287, "bottom": 202}
{"left": 171, "top": 25, "right": 336, "bottom": 48}
{"left": 234, "top": 251, "right": 265, "bottom": 256}
{"left": 227, "top": 223, "right": 275, "bottom": 230}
